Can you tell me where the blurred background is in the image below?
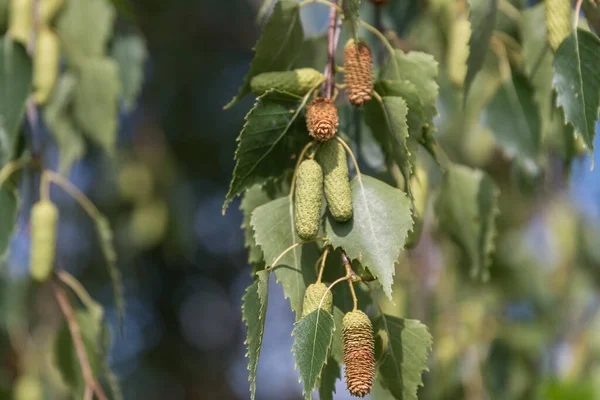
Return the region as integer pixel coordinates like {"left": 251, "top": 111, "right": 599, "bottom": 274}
{"left": 2, "top": 0, "right": 600, "bottom": 399}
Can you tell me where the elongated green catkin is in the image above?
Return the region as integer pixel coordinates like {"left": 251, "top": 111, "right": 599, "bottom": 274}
{"left": 316, "top": 140, "right": 352, "bottom": 222}
{"left": 302, "top": 282, "right": 333, "bottom": 317}
{"left": 545, "top": 0, "right": 571, "bottom": 51}
{"left": 294, "top": 159, "right": 323, "bottom": 240}
{"left": 250, "top": 68, "right": 325, "bottom": 96}
{"left": 342, "top": 310, "right": 375, "bottom": 397}
{"left": 30, "top": 200, "right": 59, "bottom": 282}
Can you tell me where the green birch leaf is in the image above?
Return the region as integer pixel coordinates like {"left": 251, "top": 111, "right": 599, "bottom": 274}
{"left": 343, "top": 0, "right": 361, "bottom": 43}
{"left": 57, "top": 0, "right": 116, "bottom": 63}
{"left": 483, "top": 72, "right": 540, "bottom": 167}
{"left": 73, "top": 58, "right": 121, "bottom": 155}
{"left": 553, "top": 28, "right": 600, "bottom": 153}
{"left": 434, "top": 164, "right": 500, "bottom": 280}
{"left": 223, "top": 89, "right": 312, "bottom": 211}
{"left": 94, "top": 215, "right": 125, "bottom": 329}
{"left": 364, "top": 96, "right": 412, "bottom": 195}
{"left": 242, "top": 270, "right": 270, "bottom": 400}
{"left": 0, "top": 186, "right": 18, "bottom": 260}
{"left": 240, "top": 186, "right": 272, "bottom": 265}
{"left": 293, "top": 34, "right": 328, "bottom": 71}
{"left": 464, "top": 0, "right": 498, "bottom": 101}
{"left": 318, "top": 357, "right": 340, "bottom": 400}
{"left": 291, "top": 309, "right": 335, "bottom": 399}
{"left": 251, "top": 196, "right": 319, "bottom": 319}
{"left": 44, "top": 73, "right": 85, "bottom": 175}
{"left": 0, "top": 38, "right": 32, "bottom": 168}
{"left": 375, "top": 315, "right": 432, "bottom": 400}
{"left": 331, "top": 306, "right": 345, "bottom": 363}
{"left": 325, "top": 175, "right": 413, "bottom": 300}
{"left": 112, "top": 34, "right": 147, "bottom": 111}
{"left": 225, "top": 0, "right": 304, "bottom": 109}
{"left": 376, "top": 80, "right": 427, "bottom": 139}
{"left": 381, "top": 50, "right": 439, "bottom": 123}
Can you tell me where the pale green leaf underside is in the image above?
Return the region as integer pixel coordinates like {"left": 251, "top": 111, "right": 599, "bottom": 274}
{"left": 251, "top": 196, "right": 318, "bottom": 318}
{"left": 434, "top": 164, "right": 499, "bottom": 280}
{"left": 224, "top": 90, "right": 311, "bottom": 211}
{"left": 553, "top": 28, "right": 600, "bottom": 152}
{"left": 375, "top": 314, "right": 432, "bottom": 400}
{"left": 325, "top": 175, "right": 413, "bottom": 300}
{"left": 242, "top": 270, "right": 270, "bottom": 400}
{"left": 0, "top": 38, "right": 32, "bottom": 169}
{"left": 292, "top": 309, "right": 335, "bottom": 399}
{"left": 112, "top": 34, "right": 147, "bottom": 111}
{"left": 225, "top": 0, "right": 304, "bottom": 108}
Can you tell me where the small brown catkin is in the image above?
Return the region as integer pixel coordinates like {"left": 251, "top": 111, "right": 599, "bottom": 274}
{"left": 342, "top": 310, "right": 375, "bottom": 397}
{"left": 305, "top": 97, "right": 339, "bottom": 141}
{"left": 344, "top": 40, "right": 373, "bottom": 107}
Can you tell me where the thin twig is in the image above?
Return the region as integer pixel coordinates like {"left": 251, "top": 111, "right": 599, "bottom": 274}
{"left": 335, "top": 136, "right": 362, "bottom": 177}
{"left": 266, "top": 238, "right": 328, "bottom": 271}
{"left": 575, "top": 0, "right": 584, "bottom": 29}
{"left": 317, "top": 247, "right": 330, "bottom": 283}
{"left": 348, "top": 280, "right": 358, "bottom": 311}
{"left": 52, "top": 280, "right": 108, "bottom": 400}
{"left": 319, "top": 275, "right": 350, "bottom": 309}
{"left": 359, "top": 20, "right": 398, "bottom": 74}
{"left": 0, "top": 156, "right": 29, "bottom": 188}
{"left": 43, "top": 170, "right": 101, "bottom": 218}
{"left": 324, "top": 0, "right": 341, "bottom": 99}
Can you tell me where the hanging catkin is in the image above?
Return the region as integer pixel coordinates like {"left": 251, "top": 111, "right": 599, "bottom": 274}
{"left": 305, "top": 97, "right": 339, "bottom": 141}
{"left": 302, "top": 282, "right": 333, "bottom": 317}
{"left": 294, "top": 159, "right": 323, "bottom": 240}
{"left": 344, "top": 39, "right": 373, "bottom": 107}
{"left": 316, "top": 140, "right": 353, "bottom": 222}
{"left": 545, "top": 0, "right": 571, "bottom": 51}
{"left": 30, "top": 200, "right": 59, "bottom": 282}
{"left": 342, "top": 310, "right": 375, "bottom": 397}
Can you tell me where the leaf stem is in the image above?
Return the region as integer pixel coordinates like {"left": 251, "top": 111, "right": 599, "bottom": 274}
{"left": 316, "top": 246, "right": 330, "bottom": 283}
{"left": 52, "top": 279, "right": 108, "bottom": 400}
{"left": 267, "top": 237, "right": 328, "bottom": 270}
{"left": 575, "top": 0, "right": 584, "bottom": 29}
{"left": 319, "top": 275, "right": 350, "bottom": 309}
{"left": 0, "top": 156, "right": 29, "bottom": 189}
{"left": 324, "top": 0, "right": 342, "bottom": 99}
{"left": 56, "top": 270, "right": 100, "bottom": 313}
{"left": 359, "top": 20, "right": 399, "bottom": 74}
{"left": 348, "top": 280, "right": 358, "bottom": 312}
{"left": 289, "top": 141, "right": 317, "bottom": 199}
{"left": 335, "top": 136, "right": 362, "bottom": 178}
{"left": 42, "top": 170, "right": 100, "bottom": 219}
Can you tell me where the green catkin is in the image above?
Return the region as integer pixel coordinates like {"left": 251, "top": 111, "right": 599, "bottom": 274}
{"left": 302, "top": 282, "right": 333, "bottom": 317}
{"left": 317, "top": 140, "right": 353, "bottom": 222}
{"left": 30, "top": 200, "right": 59, "bottom": 282}
{"left": 250, "top": 68, "right": 325, "bottom": 96}
{"left": 294, "top": 159, "right": 323, "bottom": 241}
{"left": 545, "top": 0, "right": 571, "bottom": 51}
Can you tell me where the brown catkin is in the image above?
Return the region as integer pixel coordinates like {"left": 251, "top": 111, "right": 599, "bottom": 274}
{"left": 302, "top": 282, "right": 333, "bottom": 317}
{"left": 342, "top": 310, "right": 375, "bottom": 397}
{"left": 344, "top": 40, "right": 373, "bottom": 107}
{"left": 305, "top": 97, "right": 339, "bottom": 141}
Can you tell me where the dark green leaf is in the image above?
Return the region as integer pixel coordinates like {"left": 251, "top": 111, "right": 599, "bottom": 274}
{"left": 242, "top": 270, "right": 270, "bottom": 400}
{"left": 553, "top": 28, "right": 600, "bottom": 152}
{"left": 57, "top": 0, "right": 116, "bottom": 63}
{"left": 251, "top": 196, "right": 319, "bottom": 318}
{"left": 375, "top": 314, "right": 432, "bottom": 400}
{"left": 343, "top": 0, "right": 361, "bottom": 43}
{"left": 291, "top": 309, "right": 335, "bottom": 398}
{"left": 293, "top": 34, "right": 328, "bottom": 71}
{"left": 112, "top": 34, "right": 147, "bottom": 111}
{"left": 44, "top": 73, "right": 85, "bottom": 175}
{"left": 0, "top": 187, "right": 18, "bottom": 260}
{"left": 364, "top": 96, "right": 412, "bottom": 195}
{"left": 224, "top": 90, "right": 311, "bottom": 211}
{"left": 318, "top": 357, "right": 340, "bottom": 400}
{"left": 434, "top": 164, "right": 499, "bottom": 280}
{"left": 325, "top": 175, "right": 413, "bottom": 300}
{"left": 95, "top": 215, "right": 125, "bottom": 329}
{"left": 108, "top": 0, "right": 134, "bottom": 17}
{"left": 73, "top": 58, "right": 121, "bottom": 155}
{"left": 225, "top": 0, "right": 304, "bottom": 109}
{"left": 0, "top": 38, "right": 32, "bottom": 168}
{"left": 376, "top": 80, "right": 427, "bottom": 139}
{"left": 483, "top": 72, "right": 540, "bottom": 166}
{"left": 464, "top": 0, "right": 498, "bottom": 101}
{"left": 240, "top": 186, "right": 272, "bottom": 265}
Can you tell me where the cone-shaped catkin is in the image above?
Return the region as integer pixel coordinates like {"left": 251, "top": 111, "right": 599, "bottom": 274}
{"left": 30, "top": 200, "right": 59, "bottom": 282}
{"left": 305, "top": 97, "right": 339, "bottom": 141}
{"left": 294, "top": 159, "right": 323, "bottom": 240}
{"left": 344, "top": 40, "right": 373, "bottom": 107}
{"left": 342, "top": 310, "right": 375, "bottom": 397}
{"left": 302, "top": 282, "right": 333, "bottom": 317}
{"left": 545, "top": 0, "right": 571, "bottom": 51}
{"left": 250, "top": 68, "right": 325, "bottom": 97}
{"left": 316, "top": 140, "right": 353, "bottom": 222}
